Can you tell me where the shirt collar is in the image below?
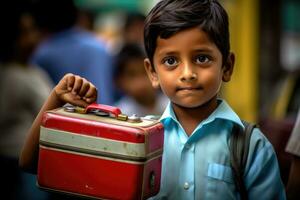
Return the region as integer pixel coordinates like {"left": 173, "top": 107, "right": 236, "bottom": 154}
{"left": 160, "top": 99, "right": 245, "bottom": 130}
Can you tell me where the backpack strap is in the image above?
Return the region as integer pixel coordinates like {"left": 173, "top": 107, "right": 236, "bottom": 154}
{"left": 229, "top": 120, "right": 256, "bottom": 200}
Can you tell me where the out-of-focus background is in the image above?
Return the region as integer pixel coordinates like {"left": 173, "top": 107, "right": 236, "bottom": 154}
{"left": 0, "top": 0, "right": 299, "bottom": 199}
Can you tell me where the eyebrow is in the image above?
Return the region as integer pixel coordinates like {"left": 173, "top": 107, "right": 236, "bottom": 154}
{"left": 158, "top": 51, "right": 178, "bottom": 56}
{"left": 193, "top": 47, "right": 215, "bottom": 53}
{"left": 157, "top": 47, "right": 215, "bottom": 56}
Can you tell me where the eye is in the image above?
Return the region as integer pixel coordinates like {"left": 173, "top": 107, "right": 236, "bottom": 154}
{"left": 195, "top": 55, "right": 210, "bottom": 64}
{"left": 162, "top": 56, "right": 178, "bottom": 67}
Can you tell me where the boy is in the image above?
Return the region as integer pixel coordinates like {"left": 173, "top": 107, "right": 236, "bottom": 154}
{"left": 20, "top": 0, "right": 286, "bottom": 199}
{"left": 142, "top": 1, "right": 285, "bottom": 199}
{"left": 114, "top": 43, "right": 168, "bottom": 116}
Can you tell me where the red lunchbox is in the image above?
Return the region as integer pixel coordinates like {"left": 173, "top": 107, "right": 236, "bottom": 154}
{"left": 37, "top": 103, "right": 164, "bottom": 200}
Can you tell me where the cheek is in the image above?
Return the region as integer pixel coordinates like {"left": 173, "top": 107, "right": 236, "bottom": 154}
{"left": 156, "top": 75, "right": 174, "bottom": 95}
{"left": 201, "top": 70, "right": 223, "bottom": 90}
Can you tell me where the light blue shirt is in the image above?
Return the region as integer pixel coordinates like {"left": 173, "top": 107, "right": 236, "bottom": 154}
{"left": 150, "top": 99, "right": 286, "bottom": 200}
{"left": 31, "top": 27, "right": 114, "bottom": 104}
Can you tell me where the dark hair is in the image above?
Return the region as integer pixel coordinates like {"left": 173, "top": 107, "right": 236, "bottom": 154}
{"left": 144, "top": 0, "right": 230, "bottom": 65}
{"left": 114, "top": 43, "right": 146, "bottom": 78}
{"left": 32, "top": 0, "right": 78, "bottom": 32}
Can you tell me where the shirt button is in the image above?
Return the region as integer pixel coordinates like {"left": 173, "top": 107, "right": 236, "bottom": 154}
{"left": 183, "top": 182, "right": 189, "bottom": 190}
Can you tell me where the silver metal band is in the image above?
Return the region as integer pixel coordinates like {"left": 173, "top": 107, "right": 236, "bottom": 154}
{"left": 40, "top": 126, "right": 162, "bottom": 162}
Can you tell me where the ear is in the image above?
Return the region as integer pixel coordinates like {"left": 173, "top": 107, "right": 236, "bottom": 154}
{"left": 222, "top": 52, "right": 235, "bottom": 82}
{"left": 144, "top": 58, "right": 160, "bottom": 89}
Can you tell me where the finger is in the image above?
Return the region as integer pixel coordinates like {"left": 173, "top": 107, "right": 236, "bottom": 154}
{"left": 72, "top": 76, "right": 83, "bottom": 95}
{"left": 84, "top": 86, "right": 97, "bottom": 103}
{"left": 85, "top": 96, "right": 97, "bottom": 103}
{"left": 72, "top": 99, "right": 89, "bottom": 108}
{"left": 84, "top": 84, "right": 97, "bottom": 98}
{"left": 78, "top": 79, "right": 90, "bottom": 97}
{"left": 66, "top": 74, "right": 75, "bottom": 91}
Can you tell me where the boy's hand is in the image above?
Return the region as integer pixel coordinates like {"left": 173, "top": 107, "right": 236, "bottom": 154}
{"left": 54, "top": 73, "right": 97, "bottom": 107}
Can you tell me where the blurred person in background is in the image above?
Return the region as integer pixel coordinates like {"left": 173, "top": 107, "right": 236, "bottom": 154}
{"left": 77, "top": 8, "right": 97, "bottom": 32}
{"left": 122, "top": 12, "right": 146, "bottom": 48}
{"left": 94, "top": 10, "right": 146, "bottom": 57}
{"left": 0, "top": 1, "right": 52, "bottom": 199}
{"left": 30, "top": 0, "right": 115, "bottom": 105}
{"left": 285, "top": 108, "right": 300, "bottom": 200}
{"left": 114, "top": 43, "right": 168, "bottom": 117}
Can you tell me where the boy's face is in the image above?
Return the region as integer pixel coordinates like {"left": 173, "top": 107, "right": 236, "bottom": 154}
{"left": 144, "top": 27, "right": 233, "bottom": 109}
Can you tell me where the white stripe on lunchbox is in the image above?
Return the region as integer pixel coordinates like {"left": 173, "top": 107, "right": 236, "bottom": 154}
{"left": 40, "top": 126, "right": 149, "bottom": 160}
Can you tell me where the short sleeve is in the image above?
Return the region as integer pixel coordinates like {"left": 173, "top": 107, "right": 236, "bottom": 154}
{"left": 245, "top": 128, "right": 286, "bottom": 200}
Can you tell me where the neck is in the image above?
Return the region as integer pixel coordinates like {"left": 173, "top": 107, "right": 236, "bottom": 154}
{"left": 172, "top": 96, "right": 218, "bottom": 135}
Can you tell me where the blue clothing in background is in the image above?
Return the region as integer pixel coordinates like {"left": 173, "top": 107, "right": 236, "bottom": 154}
{"left": 150, "top": 99, "right": 286, "bottom": 200}
{"left": 31, "top": 27, "right": 115, "bottom": 104}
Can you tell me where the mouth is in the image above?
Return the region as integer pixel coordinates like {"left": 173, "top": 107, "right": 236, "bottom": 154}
{"left": 176, "top": 86, "right": 203, "bottom": 91}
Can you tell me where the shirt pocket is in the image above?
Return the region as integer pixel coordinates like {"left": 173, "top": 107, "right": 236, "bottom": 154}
{"left": 205, "top": 163, "right": 236, "bottom": 199}
{"left": 207, "top": 162, "right": 234, "bottom": 184}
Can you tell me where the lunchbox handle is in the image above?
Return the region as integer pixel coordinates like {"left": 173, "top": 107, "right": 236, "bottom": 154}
{"left": 85, "top": 103, "right": 122, "bottom": 118}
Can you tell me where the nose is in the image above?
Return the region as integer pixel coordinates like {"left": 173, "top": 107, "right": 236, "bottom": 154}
{"left": 180, "top": 63, "right": 197, "bottom": 82}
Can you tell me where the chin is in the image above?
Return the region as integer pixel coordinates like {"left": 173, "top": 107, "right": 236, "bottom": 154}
{"left": 173, "top": 97, "right": 217, "bottom": 109}
{"left": 172, "top": 101, "right": 205, "bottom": 109}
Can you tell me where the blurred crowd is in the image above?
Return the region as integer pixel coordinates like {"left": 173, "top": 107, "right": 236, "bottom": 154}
{"left": 0, "top": 0, "right": 299, "bottom": 199}
{"left": 0, "top": 0, "right": 166, "bottom": 199}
